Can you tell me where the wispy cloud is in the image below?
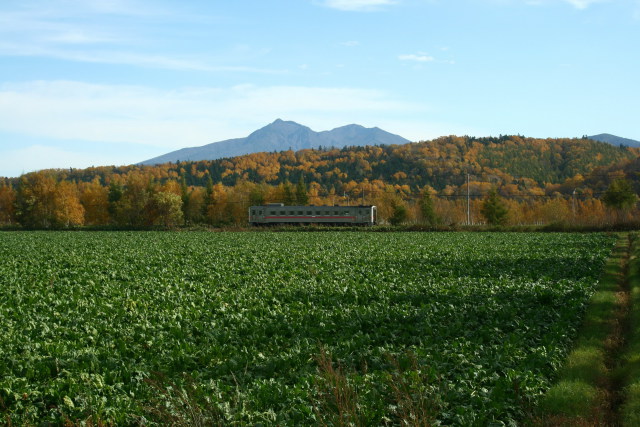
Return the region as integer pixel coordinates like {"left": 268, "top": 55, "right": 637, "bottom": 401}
{"left": 44, "top": 30, "right": 119, "bottom": 45}
{"left": 398, "top": 53, "right": 435, "bottom": 62}
{"left": 321, "top": 0, "right": 398, "bottom": 12}
{"left": 0, "top": 41, "right": 284, "bottom": 73}
{"left": 0, "top": 10, "right": 120, "bottom": 45}
{"left": 341, "top": 40, "right": 360, "bottom": 47}
{"left": 521, "top": 0, "right": 609, "bottom": 8}
{"left": 74, "top": 0, "right": 158, "bottom": 16}
{"left": 0, "top": 1, "right": 266, "bottom": 73}
{"left": 562, "top": 0, "right": 607, "bottom": 9}
{"left": 0, "top": 81, "right": 420, "bottom": 151}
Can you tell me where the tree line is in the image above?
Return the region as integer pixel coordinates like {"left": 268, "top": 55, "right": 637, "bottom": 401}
{"left": 7, "top": 135, "right": 637, "bottom": 193}
{"left": 0, "top": 170, "right": 637, "bottom": 229}
{"left": 2, "top": 134, "right": 640, "bottom": 228}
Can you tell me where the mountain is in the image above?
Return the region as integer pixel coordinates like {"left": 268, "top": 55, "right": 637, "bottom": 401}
{"left": 140, "top": 119, "right": 410, "bottom": 165}
{"left": 588, "top": 133, "right": 640, "bottom": 148}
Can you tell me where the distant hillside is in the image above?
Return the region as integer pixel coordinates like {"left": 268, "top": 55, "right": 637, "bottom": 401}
{"left": 140, "top": 119, "right": 410, "bottom": 165}
{"left": 588, "top": 133, "right": 640, "bottom": 148}
{"left": 42, "top": 134, "right": 639, "bottom": 196}
{"left": 6, "top": 134, "right": 640, "bottom": 228}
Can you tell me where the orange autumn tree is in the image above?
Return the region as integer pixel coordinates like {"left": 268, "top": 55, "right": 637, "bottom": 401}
{"left": 80, "top": 178, "right": 110, "bottom": 225}
{"left": 206, "top": 183, "right": 230, "bottom": 225}
{"left": 0, "top": 180, "right": 16, "bottom": 225}
{"left": 16, "top": 171, "right": 58, "bottom": 228}
{"left": 53, "top": 181, "right": 85, "bottom": 227}
{"left": 15, "top": 171, "right": 84, "bottom": 228}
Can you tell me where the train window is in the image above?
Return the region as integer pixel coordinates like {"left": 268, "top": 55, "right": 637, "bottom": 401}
{"left": 251, "top": 210, "right": 255, "bottom": 215}
{"left": 280, "top": 210, "right": 285, "bottom": 215}
{"left": 315, "top": 211, "right": 321, "bottom": 215}
{"left": 307, "top": 211, "right": 312, "bottom": 215}
{"left": 259, "top": 210, "right": 263, "bottom": 215}
{"left": 298, "top": 211, "right": 303, "bottom": 215}
{"left": 334, "top": 211, "right": 339, "bottom": 215}
{"left": 289, "top": 211, "right": 294, "bottom": 215}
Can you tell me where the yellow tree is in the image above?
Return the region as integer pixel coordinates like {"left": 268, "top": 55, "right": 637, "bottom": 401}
{"left": 0, "top": 181, "right": 16, "bottom": 225}
{"left": 183, "top": 186, "right": 206, "bottom": 224}
{"left": 577, "top": 199, "right": 606, "bottom": 226}
{"left": 115, "top": 172, "right": 153, "bottom": 226}
{"left": 151, "top": 191, "right": 184, "bottom": 228}
{"left": 207, "top": 183, "right": 229, "bottom": 225}
{"left": 15, "top": 172, "right": 84, "bottom": 228}
{"left": 53, "top": 181, "right": 85, "bottom": 227}
{"left": 16, "top": 171, "right": 57, "bottom": 228}
{"left": 161, "top": 179, "right": 182, "bottom": 196}
{"left": 227, "top": 181, "right": 257, "bottom": 224}
{"left": 536, "top": 198, "right": 571, "bottom": 224}
{"left": 80, "top": 178, "right": 110, "bottom": 225}
{"left": 373, "top": 185, "right": 408, "bottom": 224}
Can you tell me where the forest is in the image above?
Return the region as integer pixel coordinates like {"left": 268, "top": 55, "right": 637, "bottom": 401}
{"left": 1, "top": 135, "right": 639, "bottom": 228}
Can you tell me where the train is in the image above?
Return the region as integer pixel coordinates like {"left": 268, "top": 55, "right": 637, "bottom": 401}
{"left": 249, "top": 204, "right": 377, "bottom": 226}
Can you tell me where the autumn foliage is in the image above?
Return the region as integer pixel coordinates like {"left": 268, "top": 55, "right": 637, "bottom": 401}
{"left": 1, "top": 135, "right": 639, "bottom": 228}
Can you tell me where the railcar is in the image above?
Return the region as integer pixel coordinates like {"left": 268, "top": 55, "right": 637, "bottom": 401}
{"left": 249, "top": 204, "right": 377, "bottom": 226}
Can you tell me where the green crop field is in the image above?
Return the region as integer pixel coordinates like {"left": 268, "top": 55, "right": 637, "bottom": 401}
{"left": 0, "top": 231, "right": 616, "bottom": 425}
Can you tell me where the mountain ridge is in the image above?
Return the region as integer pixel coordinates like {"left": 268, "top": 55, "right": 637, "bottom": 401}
{"left": 140, "top": 119, "right": 410, "bottom": 165}
{"left": 588, "top": 133, "right": 640, "bottom": 148}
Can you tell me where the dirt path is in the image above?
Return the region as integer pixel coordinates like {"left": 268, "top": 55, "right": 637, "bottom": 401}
{"left": 535, "top": 234, "right": 635, "bottom": 426}
{"left": 602, "top": 234, "right": 632, "bottom": 425}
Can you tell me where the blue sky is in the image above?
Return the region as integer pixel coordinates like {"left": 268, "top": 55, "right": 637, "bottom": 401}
{"left": 1, "top": 0, "right": 639, "bottom": 177}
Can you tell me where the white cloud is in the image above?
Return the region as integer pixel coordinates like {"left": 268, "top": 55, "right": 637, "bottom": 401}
{"left": 0, "top": 41, "right": 283, "bottom": 73}
{"left": 0, "top": 80, "right": 421, "bottom": 151}
{"left": 0, "top": 2, "right": 255, "bottom": 72}
{"left": 44, "top": 30, "right": 118, "bottom": 44}
{"left": 521, "top": 0, "right": 609, "bottom": 8}
{"left": 0, "top": 3, "right": 145, "bottom": 45}
{"left": 398, "top": 53, "right": 435, "bottom": 62}
{"left": 562, "top": 0, "right": 606, "bottom": 9}
{"left": 0, "top": 144, "right": 119, "bottom": 177}
{"left": 322, "top": 0, "right": 397, "bottom": 12}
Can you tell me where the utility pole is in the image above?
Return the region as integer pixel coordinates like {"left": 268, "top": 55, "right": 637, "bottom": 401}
{"left": 466, "top": 173, "right": 471, "bottom": 225}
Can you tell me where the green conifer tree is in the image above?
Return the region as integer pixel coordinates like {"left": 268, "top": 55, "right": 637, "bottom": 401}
{"left": 603, "top": 178, "right": 637, "bottom": 211}
{"left": 283, "top": 181, "right": 295, "bottom": 205}
{"left": 419, "top": 190, "right": 439, "bottom": 226}
{"left": 295, "top": 176, "right": 309, "bottom": 205}
{"left": 389, "top": 203, "right": 408, "bottom": 226}
{"left": 481, "top": 187, "right": 509, "bottom": 226}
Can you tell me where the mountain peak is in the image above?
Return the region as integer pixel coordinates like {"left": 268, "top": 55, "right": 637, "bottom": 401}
{"left": 139, "top": 120, "right": 410, "bottom": 165}
{"left": 267, "top": 118, "right": 302, "bottom": 128}
{"left": 251, "top": 119, "right": 311, "bottom": 138}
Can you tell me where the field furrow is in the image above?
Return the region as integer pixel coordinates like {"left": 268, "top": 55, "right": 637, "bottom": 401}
{"left": 0, "top": 231, "right": 616, "bottom": 425}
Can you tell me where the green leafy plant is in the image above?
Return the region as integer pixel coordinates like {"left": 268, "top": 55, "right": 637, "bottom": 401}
{"left": 0, "top": 231, "right": 616, "bottom": 424}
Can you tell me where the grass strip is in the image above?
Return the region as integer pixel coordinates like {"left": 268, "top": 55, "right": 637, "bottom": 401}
{"left": 537, "top": 233, "right": 629, "bottom": 423}
{"left": 619, "top": 232, "right": 640, "bottom": 425}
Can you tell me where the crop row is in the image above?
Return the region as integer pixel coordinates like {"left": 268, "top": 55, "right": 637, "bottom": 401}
{"left": 0, "top": 231, "right": 616, "bottom": 424}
